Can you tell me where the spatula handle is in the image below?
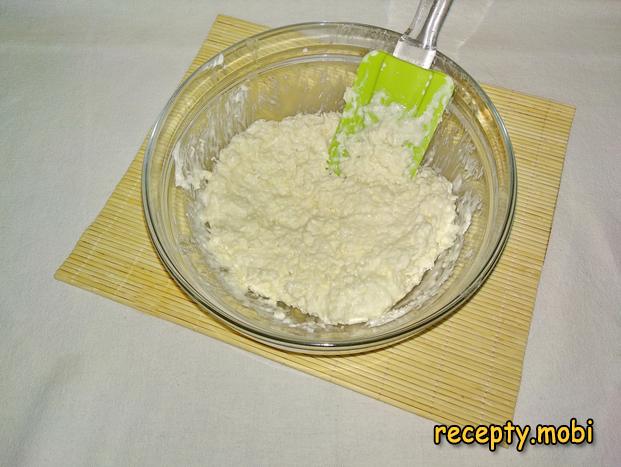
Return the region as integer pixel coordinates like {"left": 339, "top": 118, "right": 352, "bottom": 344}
{"left": 405, "top": 0, "right": 453, "bottom": 51}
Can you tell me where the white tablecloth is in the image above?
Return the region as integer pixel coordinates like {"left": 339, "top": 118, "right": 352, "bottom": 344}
{"left": 2, "top": 0, "right": 620, "bottom": 465}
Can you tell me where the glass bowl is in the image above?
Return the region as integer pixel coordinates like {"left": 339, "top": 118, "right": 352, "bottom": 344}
{"left": 142, "top": 22, "right": 516, "bottom": 354}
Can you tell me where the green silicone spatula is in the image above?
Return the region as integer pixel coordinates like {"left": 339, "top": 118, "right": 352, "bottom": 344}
{"left": 328, "top": 0, "right": 455, "bottom": 176}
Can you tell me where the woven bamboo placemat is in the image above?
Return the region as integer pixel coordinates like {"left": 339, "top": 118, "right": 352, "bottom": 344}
{"left": 55, "top": 15, "right": 575, "bottom": 426}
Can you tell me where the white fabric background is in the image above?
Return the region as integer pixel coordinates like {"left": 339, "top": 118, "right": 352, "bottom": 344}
{"left": 1, "top": 0, "right": 620, "bottom": 465}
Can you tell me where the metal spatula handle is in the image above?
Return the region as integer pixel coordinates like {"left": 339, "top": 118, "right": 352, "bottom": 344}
{"left": 394, "top": 0, "right": 454, "bottom": 69}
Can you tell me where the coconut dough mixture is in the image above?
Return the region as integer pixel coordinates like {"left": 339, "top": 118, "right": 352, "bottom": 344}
{"left": 194, "top": 102, "right": 459, "bottom": 325}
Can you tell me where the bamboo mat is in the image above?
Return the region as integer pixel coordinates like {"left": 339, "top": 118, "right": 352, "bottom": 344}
{"left": 55, "top": 15, "right": 575, "bottom": 426}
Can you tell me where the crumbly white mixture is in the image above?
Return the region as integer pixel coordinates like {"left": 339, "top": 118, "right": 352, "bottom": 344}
{"left": 196, "top": 108, "right": 458, "bottom": 325}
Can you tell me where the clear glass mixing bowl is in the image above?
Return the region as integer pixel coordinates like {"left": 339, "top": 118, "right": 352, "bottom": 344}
{"left": 142, "top": 23, "right": 516, "bottom": 354}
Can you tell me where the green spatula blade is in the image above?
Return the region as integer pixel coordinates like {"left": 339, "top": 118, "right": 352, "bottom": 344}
{"left": 328, "top": 50, "right": 454, "bottom": 177}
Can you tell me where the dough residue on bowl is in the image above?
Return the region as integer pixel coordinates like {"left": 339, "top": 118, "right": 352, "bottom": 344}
{"left": 192, "top": 102, "right": 460, "bottom": 325}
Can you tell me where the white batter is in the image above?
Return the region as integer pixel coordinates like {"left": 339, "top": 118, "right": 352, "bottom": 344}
{"left": 196, "top": 106, "right": 459, "bottom": 325}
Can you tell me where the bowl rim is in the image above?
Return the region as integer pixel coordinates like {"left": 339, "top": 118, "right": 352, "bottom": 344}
{"left": 142, "top": 21, "right": 517, "bottom": 353}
